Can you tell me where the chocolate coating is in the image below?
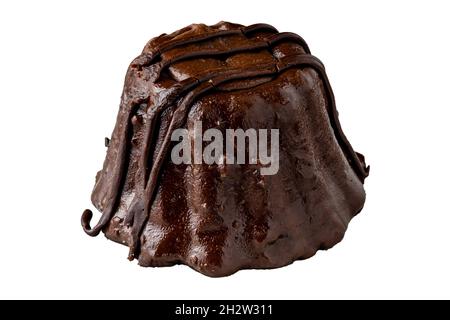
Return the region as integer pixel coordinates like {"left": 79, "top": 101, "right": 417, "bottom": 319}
{"left": 82, "top": 22, "right": 369, "bottom": 277}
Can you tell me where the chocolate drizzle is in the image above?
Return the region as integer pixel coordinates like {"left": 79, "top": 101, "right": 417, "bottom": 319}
{"left": 81, "top": 23, "right": 369, "bottom": 265}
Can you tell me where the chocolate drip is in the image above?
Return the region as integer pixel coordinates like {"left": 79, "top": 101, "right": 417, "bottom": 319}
{"left": 159, "top": 29, "right": 243, "bottom": 53}
{"left": 159, "top": 42, "right": 269, "bottom": 73}
{"left": 159, "top": 24, "right": 280, "bottom": 53}
{"left": 268, "top": 32, "right": 311, "bottom": 54}
{"left": 242, "top": 23, "right": 279, "bottom": 35}
{"left": 82, "top": 106, "right": 137, "bottom": 236}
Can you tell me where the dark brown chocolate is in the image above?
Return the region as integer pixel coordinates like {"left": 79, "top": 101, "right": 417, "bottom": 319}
{"left": 81, "top": 22, "right": 369, "bottom": 277}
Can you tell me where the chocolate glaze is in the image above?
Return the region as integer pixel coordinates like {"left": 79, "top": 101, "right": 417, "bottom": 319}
{"left": 82, "top": 22, "right": 369, "bottom": 277}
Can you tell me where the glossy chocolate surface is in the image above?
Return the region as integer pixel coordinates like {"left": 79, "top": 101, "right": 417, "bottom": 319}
{"left": 81, "top": 22, "right": 369, "bottom": 277}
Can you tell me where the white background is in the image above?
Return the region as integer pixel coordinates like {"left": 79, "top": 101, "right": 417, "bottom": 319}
{"left": 0, "top": 0, "right": 449, "bottom": 299}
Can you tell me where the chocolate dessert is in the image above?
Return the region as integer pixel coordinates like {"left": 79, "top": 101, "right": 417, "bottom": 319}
{"left": 81, "top": 22, "right": 369, "bottom": 277}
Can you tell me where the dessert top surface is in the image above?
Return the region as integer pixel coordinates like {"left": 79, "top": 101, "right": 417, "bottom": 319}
{"left": 141, "top": 22, "right": 309, "bottom": 82}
